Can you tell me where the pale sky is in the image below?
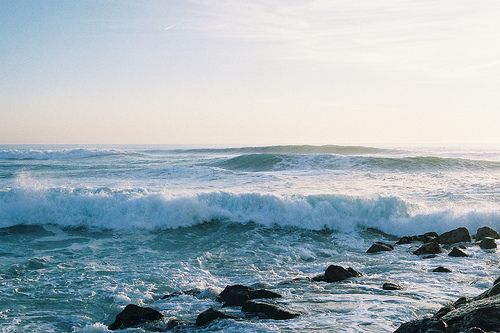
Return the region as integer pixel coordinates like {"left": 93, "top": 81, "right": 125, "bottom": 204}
{"left": 1, "top": 0, "right": 499, "bottom": 145}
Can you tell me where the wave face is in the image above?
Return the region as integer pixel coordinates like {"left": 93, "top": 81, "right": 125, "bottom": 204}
{"left": 1, "top": 187, "right": 498, "bottom": 236}
{"left": 215, "top": 153, "right": 500, "bottom": 172}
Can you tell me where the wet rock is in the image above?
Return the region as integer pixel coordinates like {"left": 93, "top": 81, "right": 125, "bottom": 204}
{"left": 241, "top": 300, "right": 300, "bottom": 320}
{"left": 162, "top": 288, "right": 202, "bottom": 299}
{"left": 438, "top": 227, "right": 471, "bottom": 245}
{"left": 432, "top": 267, "right": 452, "bottom": 273}
{"left": 396, "top": 232, "right": 438, "bottom": 245}
{"left": 475, "top": 226, "right": 500, "bottom": 241}
{"left": 395, "top": 284, "right": 500, "bottom": 333}
{"left": 479, "top": 237, "right": 497, "bottom": 250}
{"left": 216, "top": 285, "right": 281, "bottom": 307}
{"left": 196, "top": 308, "right": 235, "bottom": 326}
{"left": 448, "top": 246, "right": 469, "bottom": 257}
{"left": 313, "top": 265, "right": 362, "bottom": 283}
{"left": 108, "top": 304, "right": 164, "bottom": 331}
{"left": 383, "top": 282, "right": 403, "bottom": 290}
{"left": 413, "top": 241, "right": 442, "bottom": 255}
{"left": 366, "top": 242, "right": 394, "bottom": 253}
{"left": 494, "top": 276, "right": 500, "bottom": 286}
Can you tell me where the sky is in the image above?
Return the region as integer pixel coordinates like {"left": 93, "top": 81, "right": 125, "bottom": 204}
{"left": 1, "top": 0, "right": 500, "bottom": 146}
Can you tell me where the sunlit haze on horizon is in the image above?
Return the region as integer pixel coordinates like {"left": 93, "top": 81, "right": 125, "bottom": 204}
{"left": 1, "top": 0, "right": 499, "bottom": 145}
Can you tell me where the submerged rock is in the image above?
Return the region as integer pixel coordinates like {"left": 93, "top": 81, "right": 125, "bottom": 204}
{"left": 162, "top": 288, "right": 203, "bottom": 299}
{"left": 413, "top": 241, "right": 442, "bottom": 255}
{"left": 313, "top": 265, "right": 362, "bottom": 283}
{"left": 475, "top": 226, "right": 500, "bottom": 241}
{"left": 196, "top": 308, "right": 235, "bottom": 326}
{"left": 108, "top": 304, "right": 164, "bottom": 331}
{"left": 241, "top": 300, "right": 300, "bottom": 320}
{"left": 438, "top": 227, "right": 471, "bottom": 245}
{"left": 396, "top": 232, "right": 439, "bottom": 245}
{"left": 479, "top": 237, "right": 497, "bottom": 250}
{"left": 366, "top": 242, "right": 394, "bottom": 253}
{"left": 216, "top": 285, "right": 281, "bottom": 307}
{"left": 448, "top": 246, "right": 469, "bottom": 257}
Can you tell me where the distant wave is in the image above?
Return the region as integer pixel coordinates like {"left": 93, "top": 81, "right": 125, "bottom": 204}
{"left": 216, "top": 154, "right": 500, "bottom": 172}
{"left": 0, "top": 148, "right": 125, "bottom": 160}
{"left": 1, "top": 187, "right": 498, "bottom": 236}
{"left": 171, "top": 144, "right": 390, "bottom": 155}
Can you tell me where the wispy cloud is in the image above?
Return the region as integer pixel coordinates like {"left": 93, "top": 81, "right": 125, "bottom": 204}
{"left": 189, "top": 0, "right": 500, "bottom": 77}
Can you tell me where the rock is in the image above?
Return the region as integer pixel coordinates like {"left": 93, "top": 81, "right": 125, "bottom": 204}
{"left": 438, "top": 227, "right": 471, "bottom": 245}
{"left": 314, "top": 265, "right": 362, "bottom": 283}
{"left": 494, "top": 276, "right": 500, "bottom": 286}
{"left": 479, "top": 237, "right": 497, "bottom": 250}
{"left": 475, "top": 226, "right": 500, "bottom": 241}
{"left": 413, "top": 241, "right": 442, "bottom": 255}
{"left": 196, "top": 308, "right": 235, "bottom": 326}
{"left": 108, "top": 304, "right": 164, "bottom": 331}
{"left": 162, "top": 288, "right": 202, "bottom": 299}
{"left": 241, "top": 300, "right": 300, "bottom": 320}
{"left": 432, "top": 267, "right": 452, "bottom": 273}
{"left": 366, "top": 242, "right": 394, "bottom": 253}
{"left": 216, "top": 285, "right": 281, "bottom": 307}
{"left": 383, "top": 282, "right": 403, "bottom": 290}
{"left": 396, "top": 232, "right": 438, "bottom": 245}
{"left": 395, "top": 283, "right": 500, "bottom": 333}
{"left": 448, "top": 246, "right": 469, "bottom": 257}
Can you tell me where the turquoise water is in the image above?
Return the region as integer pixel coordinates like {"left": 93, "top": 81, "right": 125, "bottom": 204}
{"left": 1, "top": 145, "right": 499, "bottom": 332}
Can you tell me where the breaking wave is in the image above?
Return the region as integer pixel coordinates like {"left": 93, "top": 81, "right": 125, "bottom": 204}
{"left": 1, "top": 186, "right": 498, "bottom": 236}
{"left": 0, "top": 148, "right": 125, "bottom": 160}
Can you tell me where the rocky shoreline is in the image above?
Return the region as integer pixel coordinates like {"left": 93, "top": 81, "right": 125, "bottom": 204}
{"left": 106, "top": 226, "right": 500, "bottom": 332}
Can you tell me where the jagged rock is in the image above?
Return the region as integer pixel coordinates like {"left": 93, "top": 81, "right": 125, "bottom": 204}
{"left": 448, "top": 246, "right": 469, "bottom": 257}
{"left": 108, "top": 304, "right": 164, "bottom": 331}
{"left": 196, "top": 308, "right": 235, "bottom": 326}
{"left": 216, "top": 285, "right": 281, "bottom": 307}
{"left": 432, "top": 267, "right": 452, "bottom": 273}
{"left": 438, "top": 227, "right": 471, "bottom": 245}
{"left": 479, "top": 237, "right": 497, "bottom": 250}
{"left": 395, "top": 283, "right": 500, "bottom": 333}
{"left": 313, "top": 265, "right": 362, "bottom": 283}
{"left": 366, "top": 242, "right": 394, "bottom": 253}
{"left": 396, "top": 232, "right": 439, "bottom": 245}
{"left": 383, "top": 282, "right": 403, "bottom": 290}
{"left": 414, "top": 241, "right": 442, "bottom": 255}
{"left": 475, "top": 226, "right": 500, "bottom": 241}
{"left": 241, "top": 300, "right": 300, "bottom": 320}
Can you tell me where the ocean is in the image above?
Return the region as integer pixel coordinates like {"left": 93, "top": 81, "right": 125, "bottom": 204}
{"left": 1, "top": 144, "right": 499, "bottom": 332}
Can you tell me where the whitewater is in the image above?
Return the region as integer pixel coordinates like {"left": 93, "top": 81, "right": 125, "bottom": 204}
{"left": 1, "top": 144, "right": 499, "bottom": 332}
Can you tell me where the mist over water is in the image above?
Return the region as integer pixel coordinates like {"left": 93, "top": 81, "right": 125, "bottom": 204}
{"left": 1, "top": 145, "right": 499, "bottom": 332}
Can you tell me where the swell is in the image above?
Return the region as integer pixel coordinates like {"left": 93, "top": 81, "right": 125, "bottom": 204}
{"left": 1, "top": 187, "right": 498, "bottom": 236}
{"left": 216, "top": 154, "right": 500, "bottom": 172}
{"left": 0, "top": 148, "right": 126, "bottom": 160}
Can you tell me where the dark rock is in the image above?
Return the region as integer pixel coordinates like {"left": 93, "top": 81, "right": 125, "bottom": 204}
{"left": 366, "top": 242, "right": 394, "bottom": 253}
{"left": 396, "top": 232, "right": 439, "bottom": 245}
{"left": 196, "top": 308, "right": 235, "bottom": 326}
{"left": 438, "top": 227, "right": 471, "bottom": 245}
{"left": 394, "top": 318, "right": 447, "bottom": 333}
{"left": 216, "top": 285, "right": 281, "bottom": 307}
{"left": 383, "top": 282, "right": 403, "bottom": 290}
{"left": 423, "top": 254, "right": 438, "bottom": 259}
{"left": 162, "top": 288, "right": 202, "bottom": 299}
{"left": 494, "top": 276, "right": 500, "bottom": 286}
{"left": 462, "top": 328, "right": 487, "bottom": 333}
{"left": 321, "top": 265, "right": 362, "bottom": 283}
{"left": 108, "top": 304, "right": 164, "bottom": 331}
{"left": 413, "top": 241, "right": 442, "bottom": 255}
{"left": 241, "top": 300, "right": 300, "bottom": 320}
{"left": 448, "top": 246, "right": 469, "bottom": 257}
{"left": 475, "top": 226, "right": 500, "bottom": 241}
{"left": 479, "top": 237, "right": 497, "bottom": 250}
{"left": 432, "top": 267, "right": 452, "bottom": 273}
{"left": 395, "top": 283, "right": 500, "bottom": 333}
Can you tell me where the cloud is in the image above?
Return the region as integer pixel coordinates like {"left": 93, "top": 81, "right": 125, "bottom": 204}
{"left": 189, "top": 0, "right": 500, "bottom": 77}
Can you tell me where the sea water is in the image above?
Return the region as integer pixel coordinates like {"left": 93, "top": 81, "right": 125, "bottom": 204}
{"left": 1, "top": 144, "right": 499, "bottom": 332}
